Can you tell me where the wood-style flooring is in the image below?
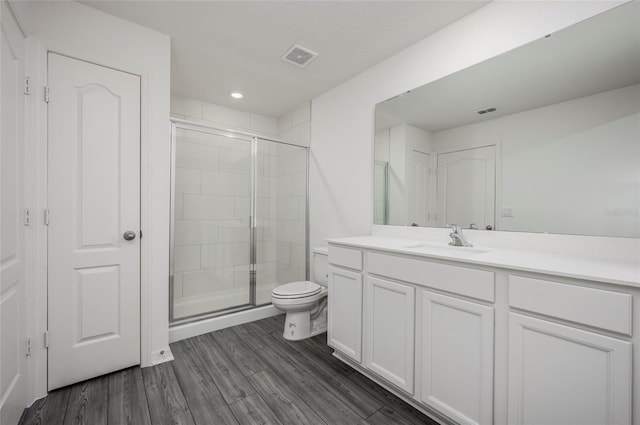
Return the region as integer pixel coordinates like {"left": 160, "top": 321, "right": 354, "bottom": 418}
{"left": 19, "top": 315, "right": 437, "bottom": 425}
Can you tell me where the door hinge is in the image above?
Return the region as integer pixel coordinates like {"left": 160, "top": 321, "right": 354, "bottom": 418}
{"left": 24, "top": 77, "right": 31, "bottom": 95}
{"left": 24, "top": 208, "right": 31, "bottom": 226}
{"left": 25, "top": 337, "right": 32, "bottom": 357}
{"left": 43, "top": 331, "right": 49, "bottom": 349}
{"left": 44, "top": 86, "right": 50, "bottom": 103}
{"left": 44, "top": 209, "right": 50, "bottom": 225}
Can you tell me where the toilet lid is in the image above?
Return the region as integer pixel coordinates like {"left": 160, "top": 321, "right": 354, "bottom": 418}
{"left": 272, "top": 281, "right": 321, "bottom": 298}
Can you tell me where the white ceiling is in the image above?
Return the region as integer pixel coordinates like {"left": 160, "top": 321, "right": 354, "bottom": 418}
{"left": 80, "top": 0, "right": 488, "bottom": 118}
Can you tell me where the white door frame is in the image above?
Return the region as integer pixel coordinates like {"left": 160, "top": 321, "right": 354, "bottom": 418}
{"left": 1, "top": 2, "right": 28, "bottom": 422}
{"left": 24, "top": 41, "right": 168, "bottom": 399}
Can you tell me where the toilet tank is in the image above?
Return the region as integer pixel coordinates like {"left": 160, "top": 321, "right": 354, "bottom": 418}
{"left": 312, "top": 247, "right": 329, "bottom": 286}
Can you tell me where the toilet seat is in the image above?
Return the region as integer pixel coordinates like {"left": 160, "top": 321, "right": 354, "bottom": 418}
{"left": 272, "top": 281, "right": 321, "bottom": 299}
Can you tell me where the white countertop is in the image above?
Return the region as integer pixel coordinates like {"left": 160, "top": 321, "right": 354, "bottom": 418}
{"left": 327, "top": 236, "right": 640, "bottom": 288}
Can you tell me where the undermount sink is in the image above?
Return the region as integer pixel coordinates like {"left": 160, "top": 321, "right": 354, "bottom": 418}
{"left": 403, "top": 242, "right": 490, "bottom": 255}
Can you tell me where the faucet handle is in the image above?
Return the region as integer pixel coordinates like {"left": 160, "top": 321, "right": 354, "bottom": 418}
{"left": 446, "top": 224, "right": 461, "bottom": 233}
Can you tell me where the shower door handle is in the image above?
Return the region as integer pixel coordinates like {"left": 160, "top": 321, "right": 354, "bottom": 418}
{"left": 123, "top": 230, "right": 137, "bottom": 241}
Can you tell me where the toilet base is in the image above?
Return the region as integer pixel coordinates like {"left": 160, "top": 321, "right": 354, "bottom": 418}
{"left": 282, "top": 307, "right": 327, "bottom": 341}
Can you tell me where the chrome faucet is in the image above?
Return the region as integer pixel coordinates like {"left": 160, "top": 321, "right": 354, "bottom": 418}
{"left": 447, "top": 224, "right": 473, "bottom": 247}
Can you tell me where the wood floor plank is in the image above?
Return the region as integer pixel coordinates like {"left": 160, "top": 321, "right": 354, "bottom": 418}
{"left": 63, "top": 375, "right": 108, "bottom": 425}
{"left": 254, "top": 344, "right": 365, "bottom": 425}
{"left": 19, "top": 316, "right": 438, "bottom": 425}
{"left": 272, "top": 335, "right": 383, "bottom": 418}
{"left": 228, "top": 394, "right": 284, "bottom": 425}
{"left": 253, "top": 315, "right": 285, "bottom": 336}
{"left": 307, "top": 333, "right": 337, "bottom": 355}
{"left": 190, "top": 332, "right": 256, "bottom": 404}
{"left": 283, "top": 336, "right": 356, "bottom": 377}
{"left": 211, "top": 328, "right": 268, "bottom": 376}
{"left": 108, "top": 366, "right": 152, "bottom": 425}
{"left": 247, "top": 370, "right": 327, "bottom": 425}
{"left": 231, "top": 322, "right": 274, "bottom": 351}
{"left": 169, "top": 340, "right": 239, "bottom": 425}
{"left": 367, "top": 405, "right": 437, "bottom": 425}
{"left": 142, "top": 362, "right": 195, "bottom": 425}
{"left": 19, "top": 387, "right": 70, "bottom": 425}
{"left": 347, "top": 372, "right": 437, "bottom": 425}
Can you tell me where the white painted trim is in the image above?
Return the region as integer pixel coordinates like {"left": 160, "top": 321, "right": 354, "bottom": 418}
{"left": 149, "top": 347, "right": 174, "bottom": 366}
{"left": 23, "top": 36, "right": 49, "bottom": 402}
{"left": 169, "top": 305, "right": 282, "bottom": 343}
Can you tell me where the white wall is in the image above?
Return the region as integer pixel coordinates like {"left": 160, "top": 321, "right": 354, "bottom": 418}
{"left": 309, "top": 1, "right": 626, "bottom": 251}
{"left": 17, "top": 0, "right": 171, "bottom": 401}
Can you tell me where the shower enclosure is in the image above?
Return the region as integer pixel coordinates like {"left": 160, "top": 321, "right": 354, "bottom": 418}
{"left": 374, "top": 160, "right": 389, "bottom": 225}
{"left": 170, "top": 120, "right": 309, "bottom": 324}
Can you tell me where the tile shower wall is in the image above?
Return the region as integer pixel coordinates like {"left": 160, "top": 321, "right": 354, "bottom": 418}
{"left": 171, "top": 96, "right": 310, "bottom": 314}
{"left": 277, "top": 101, "right": 311, "bottom": 147}
{"left": 171, "top": 94, "right": 278, "bottom": 137}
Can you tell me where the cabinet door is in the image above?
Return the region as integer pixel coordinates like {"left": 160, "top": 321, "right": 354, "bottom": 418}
{"left": 365, "top": 277, "right": 415, "bottom": 394}
{"left": 508, "top": 313, "right": 631, "bottom": 425}
{"left": 328, "top": 266, "right": 363, "bottom": 362}
{"left": 419, "top": 291, "right": 494, "bottom": 425}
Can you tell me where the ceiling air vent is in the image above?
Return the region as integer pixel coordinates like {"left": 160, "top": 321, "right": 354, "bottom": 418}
{"left": 281, "top": 44, "right": 318, "bottom": 68}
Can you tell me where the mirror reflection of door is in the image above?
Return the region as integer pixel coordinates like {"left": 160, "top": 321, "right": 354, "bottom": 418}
{"left": 436, "top": 145, "right": 495, "bottom": 229}
{"left": 409, "top": 150, "right": 433, "bottom": 227}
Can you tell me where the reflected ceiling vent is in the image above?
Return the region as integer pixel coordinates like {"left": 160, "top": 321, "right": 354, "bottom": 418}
{"left": 281, "top": 44, "right": 318, "bottom": 68}
{"left": 477, "top": 107, "right": 498, "bottom": 115}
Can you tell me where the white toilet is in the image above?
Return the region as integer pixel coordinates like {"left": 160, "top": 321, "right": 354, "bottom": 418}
{"left": 271, "top": 247, "right": 328, "bottom": 341}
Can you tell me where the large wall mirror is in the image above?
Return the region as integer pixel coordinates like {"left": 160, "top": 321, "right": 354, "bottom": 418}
{"left": 374, "top": 2, "right": 639, "bottom": 238}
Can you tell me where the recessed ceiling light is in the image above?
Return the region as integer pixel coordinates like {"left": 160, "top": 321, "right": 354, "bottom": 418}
{"left": 230, "top": 91, "right": 244, "bottom": 99}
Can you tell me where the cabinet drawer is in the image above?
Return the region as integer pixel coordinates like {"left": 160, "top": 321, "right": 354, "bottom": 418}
{"left": 509, "top": 275, "right": 632, "bottom": 335}
{"left": 368, "top": 252, "right": 494, "bottom": 302}
{"left": 329, "top": 245, "right": 362, "bottom": 271}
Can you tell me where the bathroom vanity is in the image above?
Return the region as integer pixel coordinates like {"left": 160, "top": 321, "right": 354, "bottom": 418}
{"left": 326, "top": 236, "right": 639, "bottom": 425}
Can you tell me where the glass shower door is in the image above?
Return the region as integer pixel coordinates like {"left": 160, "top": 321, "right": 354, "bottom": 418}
{"left": 254, "top": 139, "right": 308, "bottom": 305}
{"left": 170, "top": 125, "right": 253, "bottom": 321}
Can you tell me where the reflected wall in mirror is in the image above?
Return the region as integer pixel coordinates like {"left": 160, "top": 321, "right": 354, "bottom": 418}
{"left": 374, "top": 2, "right": 640, "bottom": 238}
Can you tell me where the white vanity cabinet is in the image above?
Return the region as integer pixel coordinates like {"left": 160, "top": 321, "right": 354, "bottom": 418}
{"left": 419, "top": 291, "right": 494, "bottom": 425}
{"left": 362, "top": 249, "right": 495, "bottom": 424}
{"left": 327, "top": 246, "right": 363, "bottom": 362}
{"left": 364, "top": 276, "right": 415, "bottom": 394}
{"left": 327, "top": 238, "right": 638, "bottom": 425}
{"left": 507, "top": 275, "right": 633, "bottom": 425}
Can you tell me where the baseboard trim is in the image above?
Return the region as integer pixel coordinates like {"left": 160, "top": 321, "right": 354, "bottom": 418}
{"left": 148, "top": 347, "right": 175, "bottom": 366}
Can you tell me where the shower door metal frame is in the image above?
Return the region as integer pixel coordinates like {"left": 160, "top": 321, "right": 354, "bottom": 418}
{"left": 169, "top": 118, "right": 310, "bottom": 326}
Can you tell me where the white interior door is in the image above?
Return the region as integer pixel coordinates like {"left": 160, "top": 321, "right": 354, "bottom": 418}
{"left": 47, "top": 53, "right": 141, "bottom": 390}
{"left": 1, "top": 3, "right": 27, "bottom": 423}
{"left": 409, "top": 150, "right": 431, "bottom": 227}
{"left": 436, "top": 146, "right": 495, "bottom": 229}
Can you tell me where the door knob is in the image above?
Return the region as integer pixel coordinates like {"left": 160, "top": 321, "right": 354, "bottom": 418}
{"left": 123, "top": 231, "right": 137, "bottom": 241}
